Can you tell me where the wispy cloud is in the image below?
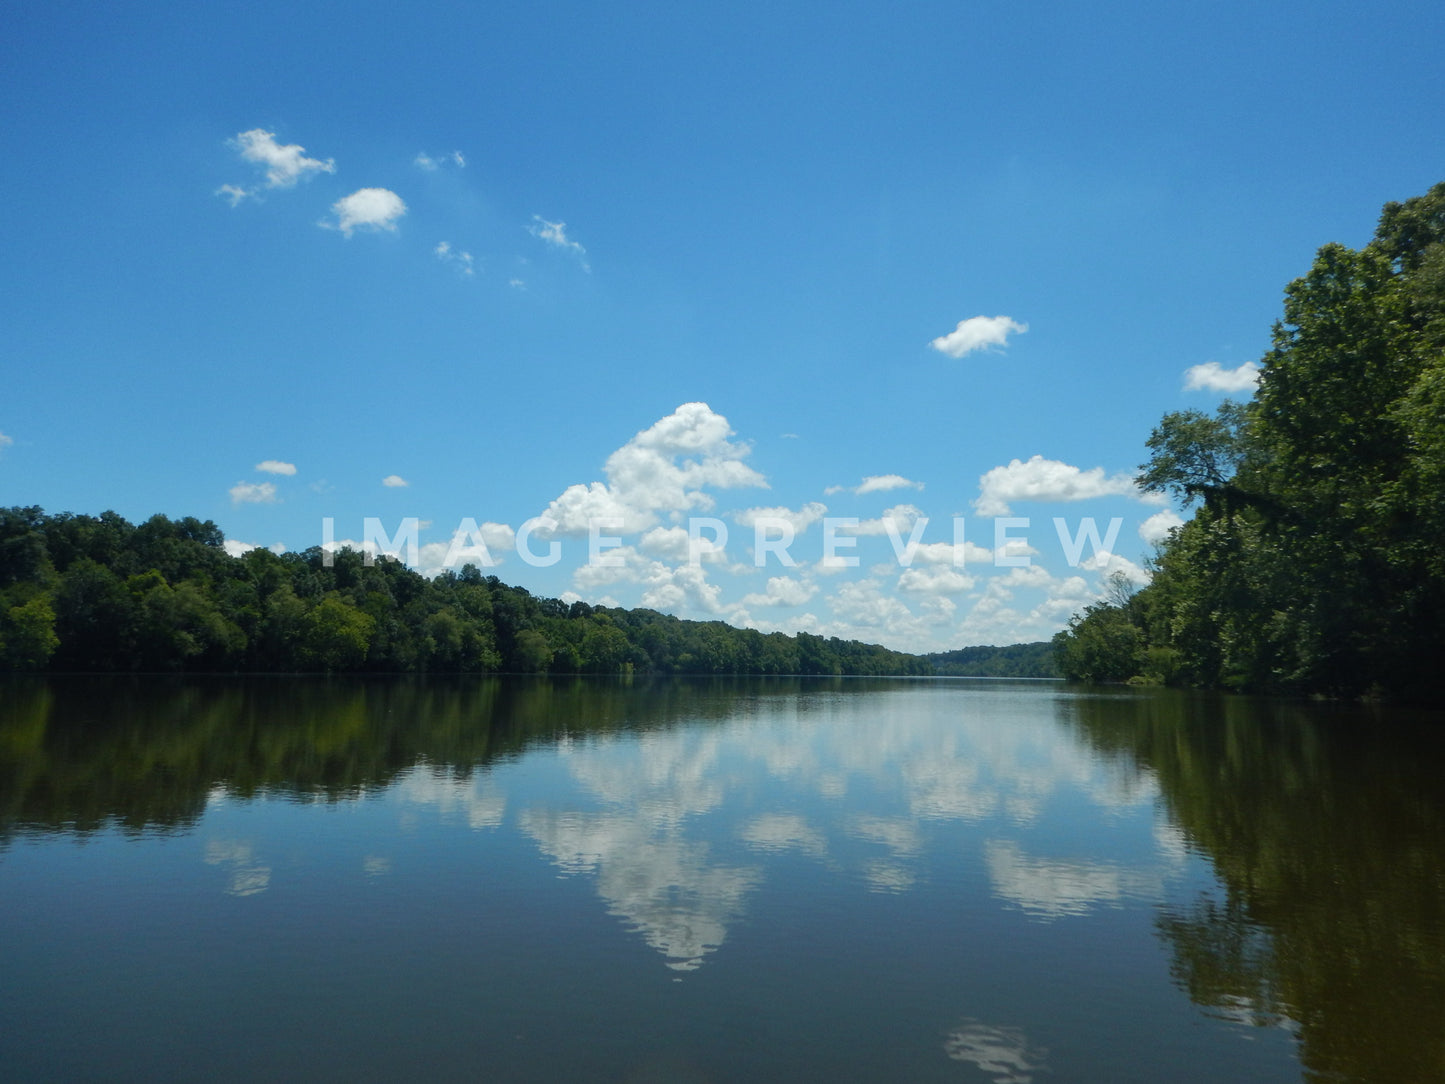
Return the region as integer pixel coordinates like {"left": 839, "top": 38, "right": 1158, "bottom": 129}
{"left": 382, "top": 475, "right": 409, "bottom": 488}
{"left": 529, "top": 216, "right": 589, "bottom": 270}
{"left": 415, "top": 150, "right": 466, "bottom": 172}
{"left": 434, "top": 241, "right": 475, "bottom": 275}
{"left": 255, "top": 460, "right": 296, "bottom": 476}
{"left": 323, "top": 188, "right": 407, "bottom": 236}
{"left": 826, "top": 474, "right": 924, "bottom": 496}
{"left": 0, "top": 431, "right": 13, "bottom": 450}
{"left": 229, "top": 481, "right": 278, "bottom": 505}
{"left": 1183, "top": 360, "right": 1260, "bottom": 393}
{"left": 929, "top": 315, "right": 1028, "bottom": 358}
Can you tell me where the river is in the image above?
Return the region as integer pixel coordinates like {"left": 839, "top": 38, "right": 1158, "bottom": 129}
{"left": 1, "top": 676, "right": 1441, "bottom": 1082}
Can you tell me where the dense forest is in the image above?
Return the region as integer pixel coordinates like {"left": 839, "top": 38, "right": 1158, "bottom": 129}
{"left": 0, "top": 505, "right": 934, "bottom": 676}
{"left": 1054, "top": 182, "right": 1445, "bottom": 702}
{"left": 926, "top": 642, "right": 1058, "bottom": 678}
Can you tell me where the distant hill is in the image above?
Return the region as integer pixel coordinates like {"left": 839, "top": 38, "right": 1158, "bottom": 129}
{"left": 925, "top": 642, "right": 1060, "bottom": 678}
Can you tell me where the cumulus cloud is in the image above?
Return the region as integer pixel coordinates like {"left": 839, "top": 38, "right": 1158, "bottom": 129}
{"left": 572, "top": 546, "right": 733, "bottom": 617}
{"left": 929, "top": 315, "right": 1028, "bottom": 358}
{"left": 897, "top": 566, "right": 975, "bottom": 595}
{"left": 826, "top": 474, "right": 924, "bottom": 496}
{"left": 539, "top": 403, "right": 767, "bottom": 538}
{"left": 434, "top": 241, "right": 475, "bottom": 275}
{"left": 912, "top": 540, "right": 994, "bottom": 566}
{"left": 829, "top": 578, "right": 916, "bottom": 629}
{"left": 741, "top": 576, "right": 818, "bottom": 608}
{"left": 323, "top": 188, "right": 407, "bottom": 236}
{"left": 975, "top": 455, "right": 1143, "bottom": 516}
{"left": 229, "top": 481, "right": 278, "bottom": 505}
{"left": 734, "top": 502, "right": 827, "bottom": 534}
{"left": 638, "top": 526, "right": 728, "bottom": 565}
{"left": 1183, "top": 360, "right": 1260, "bottom": 393}
{"left": 382, "top": 475, "right": 409, "bottom": 487}
{"left": 529, "top": 216, "right": 589, "bottom": 269}
{"left": 1078, "top": 550, "right": 1152, "bottom": 585}
{"left": 227, "top": 129, "right": 335, "bottom": 189}
{"left": 1139, "top": 509, "right": 1185, "bottom": 545}
{"left": 215, "top": 184, "right": 250, "bottom": 207}
{"left": 416, "top": 521, "right": 516, "bottom": 576}
{"left": 845, "top": 504, "right": 925, "bottom": 537}
{"left": 255, "top": 460, "right": 296, "bottom": 476}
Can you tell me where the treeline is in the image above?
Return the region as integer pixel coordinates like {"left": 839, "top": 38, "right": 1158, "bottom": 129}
{"left": 925, "top": 642, "right": 1059, "bottom": 678}
{"left": 0, "top": 506, "right": 931, "bottom": 676}
{"left": 1054, "top": 182, "right": 1445, "bottom": 702}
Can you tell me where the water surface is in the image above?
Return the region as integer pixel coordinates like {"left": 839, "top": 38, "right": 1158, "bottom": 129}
{"left": 2, "top": 676, "right": 1441, "bottom": 1082}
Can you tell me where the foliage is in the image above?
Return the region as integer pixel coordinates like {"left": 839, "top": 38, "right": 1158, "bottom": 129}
{"left": 926, "top": 641, "right": 1060, "bottom": 678}
{"left": 1054, "top": 181, "right": 1445, "bottom": 702}
{"left": 0, "top": 506, "right": 933, "bottom": 677}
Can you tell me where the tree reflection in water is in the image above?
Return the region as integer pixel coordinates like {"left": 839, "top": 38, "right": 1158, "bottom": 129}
{"left": 1070, "top": 689, "right": 1445, "bottom": 1083}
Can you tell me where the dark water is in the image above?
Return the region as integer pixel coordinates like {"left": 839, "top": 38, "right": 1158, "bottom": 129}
{"left": 1, "top": 676, "right": 1442, "bottom": 1083}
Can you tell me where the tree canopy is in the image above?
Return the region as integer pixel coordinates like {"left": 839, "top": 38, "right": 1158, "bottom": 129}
{"left": 1055, "top": 181, "right": 1445, "bottom": 702}
{"left": 0, "top": 506, "right": 931, "bottom": 677}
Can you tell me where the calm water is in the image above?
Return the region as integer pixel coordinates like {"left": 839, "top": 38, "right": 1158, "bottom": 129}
{"left": 2, "top": 677, "right": 1443, "bottom": 1083}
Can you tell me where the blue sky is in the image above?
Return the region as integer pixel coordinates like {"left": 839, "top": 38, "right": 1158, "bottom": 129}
{"left": 3, "top": 0, "right": 1443, "bottom": 651}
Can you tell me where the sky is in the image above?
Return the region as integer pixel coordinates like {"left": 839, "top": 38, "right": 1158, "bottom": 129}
{"left": 3, "top": 0, "right": 1443, "bottom": 653}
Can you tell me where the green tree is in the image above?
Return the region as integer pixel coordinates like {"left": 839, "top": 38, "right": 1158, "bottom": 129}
{"left": 300, "top": 595, "right": 376, "bottom": 672}
{"left": 0, "top": 594, "right": 60, "bottom": 670}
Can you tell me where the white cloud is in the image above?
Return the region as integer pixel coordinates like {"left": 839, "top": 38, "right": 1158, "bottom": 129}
{"left": 829, "top": 578, "right": 915, "bottom": 629}
{"left": 228, "top": 128, "right": 335, "bottom": 188}
{"left": 1078, "top": 550, "right": 1151, "bottom": 585}
{"left": 1183, "top": 360, "right": 1260, "bottom": 393}
{"left": 734, "top": 501, "right": 827, "bottom": 534}
{"left": 430, "top": 241, "right": 476, "bottom": 276}
{"left": 826, "top": 474, "right": 924, "bottom": 496}
{"left": 223, "top": 539, "right": 256, "bottom": 558}
{"left": 975, "top": 455, "right": 1142, "bottom": 516}
{"left": 741, "top": 576, "right": 818, "bottom": 608}
{"left": 414, "top": 150, "right": 467, "bottom": 171}
{"left": 846, "top": 504, "right": 925, "bottom": 537}
{"left": 529, "top": 216, "right": 589, "bottom": 269}
{"left": 0, "top": 431, "right": 12, "bottom": 449}
{"left": 539, "top": 403, "right": 767, "bottom": 537}
{"left": 913, "top": 540, "right": 994, "bottom": 566}
{"left": 858, "top": 473, "right": 923, "bottom": 495}
{"left": 229, "top": 481, "right": 277, "bottom": 505}
{"left": 897, "top": 566, "right": 974, "bottom": 595}
{"left": 929, "top": 315, "right": 1028, "bottom": 359}
{"left": 434, "top": 241, "right": 475, "bottom": 275}
{"left": 1139, "top": 509, "right": 1185, "bottom": 545}
{"left": 382, "top": 474, "right": 409, "bottom": 487}
{"left": 255, "top": 460, "right": 296, "bottom": 476}
{"left": 638, "top": 526, "right": 729, "bottom": 565}
{"left": 215, "top": 184, "right": 250, "bottom": 207}
{"left": 324, "top": 188, "right": 407, "bottom": 236}
{"left": 416, "top": 521, "right": 516, "bottom": 577}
